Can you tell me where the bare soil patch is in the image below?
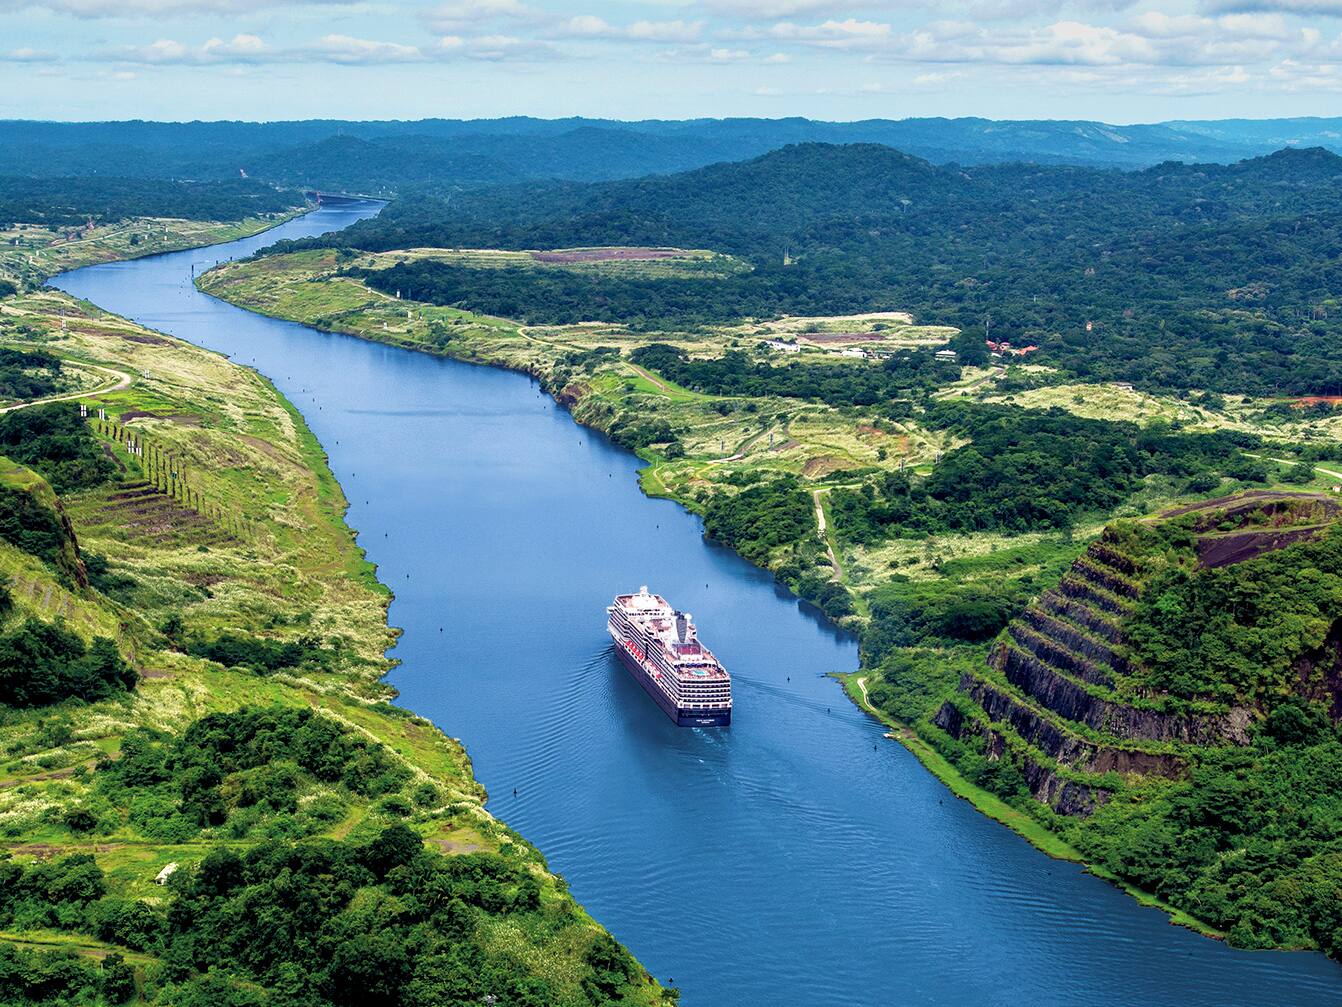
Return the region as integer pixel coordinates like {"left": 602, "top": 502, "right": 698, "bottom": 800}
{"left": 798, "top": 331, "right": 886, "bottom": 344}
{"left": 803, "top": 455, "right": 848, "bottom": 478}
{"left": 531, "top": 248, "right": 686, "bottom": 264}
{"left": 1197, "top": 527, "right": 1329, "bottom": 568}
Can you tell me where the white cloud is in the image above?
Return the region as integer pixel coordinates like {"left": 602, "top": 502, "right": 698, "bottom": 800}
{"left": 107, "top": 30, "right": 558, "bottom": 65}
{"left": 2, "top": 46, "right": 58, "bottom": 61}
{"left": 736, "top": 11, "right": 1315, "bottom": 66}
{"left": 553, "top": 15, "right": 704, "bottom": 41}
{"left": 703, "top": 0, "right": 874, "bottom": 18}
{"left": 310, "top": 33, "right": 422, "bottom": 62}
{"left": 423, "top": 0, "right": 538, "bottom": 34}
{"left": 703, "top": 0, "right": 1142, "bottom": 22}
{"left": 653, "top": 42, "right": 778, "bottom": 60}
{"left": 747, "top": 17, "right": 894, "bottom": 46}
{"left": 1269, "top": 56, "right": 1342, "bottom": 85}
{"left": 0, "top": 0, "right": 354, "bottom": 18}
{"left": 436, "top": 33, "right": 559, "bottom": 59}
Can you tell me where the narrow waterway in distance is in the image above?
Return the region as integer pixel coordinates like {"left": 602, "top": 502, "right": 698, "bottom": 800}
{"left": 54, "top": 204, "right": 1342, "bottom": 1006}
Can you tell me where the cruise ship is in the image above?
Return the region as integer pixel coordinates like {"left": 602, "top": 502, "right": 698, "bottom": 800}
{"left": 607, "top": 587, "right": 732, "bottom": 727}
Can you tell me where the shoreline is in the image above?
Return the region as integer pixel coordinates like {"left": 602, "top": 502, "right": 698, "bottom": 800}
{"left": 189, "top": 244, "right": 1230, "bottom": 946}
{"left": 193, "top": 232, "right": 1340, "bottom": 970}
{"left": 31, "top": 219, "right": 669, "bottom": 1002}
{"left": 836, "top": 673, "right": 1234, "bottom": 944}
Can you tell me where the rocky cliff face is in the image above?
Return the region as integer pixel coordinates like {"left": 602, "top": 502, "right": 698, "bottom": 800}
{"left": 1295, "top": 620, "right": 1342, "bottom": 721}
{"left": 931, "top": 494, "right": 1332, "bottom": 818}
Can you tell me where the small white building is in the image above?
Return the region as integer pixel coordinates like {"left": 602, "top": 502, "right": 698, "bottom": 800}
{"left": 764, "top": 340, "right": 800, "bottom": 354}
{"left": 935, "top": 349, "right": 958, "bottom": 361}
{"left": 838, "top": 347, "right": 867, "bottom": 359}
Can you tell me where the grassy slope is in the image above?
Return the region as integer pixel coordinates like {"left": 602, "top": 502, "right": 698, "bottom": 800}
{"left": 0, "top": 288, "right": 663, "bottom": 1003}
{"left": 197, "top": 246, "right": 1342, "bottom": 945}
{"left": 0, "top": 210, "right": 306, "bottom": 291}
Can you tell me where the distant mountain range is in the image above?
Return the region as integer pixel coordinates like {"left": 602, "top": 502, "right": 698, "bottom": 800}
{"left": 3, "top": 116, "right": 1342, "bottom": 191}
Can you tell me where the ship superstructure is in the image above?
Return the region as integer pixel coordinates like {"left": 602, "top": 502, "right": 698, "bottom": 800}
{"left": 607, "top": 587, "right": 732, "bottom": 727}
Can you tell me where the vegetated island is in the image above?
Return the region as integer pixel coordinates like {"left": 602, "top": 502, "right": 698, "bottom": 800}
{"left": 0, "top": 225, "right": 668, "bottom": 1002}
{"left": 200, "top": 155, "right": 1342, "bottom": 966}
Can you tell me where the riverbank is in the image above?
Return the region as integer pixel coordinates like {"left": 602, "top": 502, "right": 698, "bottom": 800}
{"left": 838, "top": 673, "right": 1225, "bottom": 941}
{"left": 195, "top": 243, "right": 1342, "bottom": 970}
{"left": 0, "top": 275, "right": 667, "bottom": 1002}
{"left": 2, "top": 209, "right": 312, "bottom": 293}
{"left": 192, "top": 248, "right": 1232, "bottom": 934}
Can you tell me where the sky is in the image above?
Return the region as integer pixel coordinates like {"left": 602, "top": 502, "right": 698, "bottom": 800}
{"left": 4, "top": 0, "right": 1342, "bottom": 121}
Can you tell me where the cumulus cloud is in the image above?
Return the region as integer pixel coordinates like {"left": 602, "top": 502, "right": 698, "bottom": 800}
{"left": 434, "top": 32, "right": 559, "bottom": 59}
{"left": 733, "top": 11, "right": 1318, "bottom": 66}
{"left": 653, "top": 42, "right": 786, "bottom": 60}
{"left": 422, "top": 0, "right": 539, "bottom": 34}
{"left": 1, "top": 46, "right": 58, "bottom": 60}
{"left": 0, "top": 0, "right": 353, "bottom": 18}
{"left": 702, "top": 0, "right": 1142, "bottom": 23}
{"left": 106, "top": 30, "right": 558, "bottom": 65}
{"left": 552, "top": 15, "right": 705, "bottom": 41}
{"left": 1268, "top": 57, "right": 1342, "bottom": 87}
{"left": 309, "top": 33, "right": 422, "bottom": 63}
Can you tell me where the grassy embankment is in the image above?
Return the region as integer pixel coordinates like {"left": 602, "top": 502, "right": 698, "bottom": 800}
{"left": 197, "top": 247, "right": 964, "bottom": 562}
{"left": 0, "top": 211, "right": 306, "bottom": 292}
{"left": 198, "top": 247, "right": 1342, "bottom": 599}
{"left": 0, "top": 286, "right": 665, "bottom": 1003}
{"left": 197, "top": 246, "right": 1342, "bottom": 946}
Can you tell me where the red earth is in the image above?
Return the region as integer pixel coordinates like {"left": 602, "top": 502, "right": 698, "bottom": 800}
{"left": 531, "top": 248, "right": 686, "bottom": 264}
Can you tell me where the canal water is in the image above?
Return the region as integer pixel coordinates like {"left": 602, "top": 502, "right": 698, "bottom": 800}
{"left": 53, "top": 203, "right": 1342, "bottom": 1006}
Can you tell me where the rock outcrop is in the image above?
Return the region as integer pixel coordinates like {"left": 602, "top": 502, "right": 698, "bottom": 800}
{"left": 930, "top": 497, "right": 1335, "bottom": 818}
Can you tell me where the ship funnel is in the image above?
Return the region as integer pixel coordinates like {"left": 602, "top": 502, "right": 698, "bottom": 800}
{"left": 639, "top": 585, "right": 648, "bottom": 595}
{"left": 675, "top": 612, "right": 688, "bottom": 643}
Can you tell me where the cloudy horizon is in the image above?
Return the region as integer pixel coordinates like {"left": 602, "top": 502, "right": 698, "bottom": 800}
{"left": 5, "top": 0, "right": 1341, "bottom": 121}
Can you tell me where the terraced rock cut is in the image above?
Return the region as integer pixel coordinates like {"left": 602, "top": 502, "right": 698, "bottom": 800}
{"left": 71, "top": 480, "right": 233, "bottom": 547}
{"left": 934, "top": 492, "right": 1341, "bottom": 817}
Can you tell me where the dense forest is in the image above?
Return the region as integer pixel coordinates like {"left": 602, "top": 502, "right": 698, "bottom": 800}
{"left": 0, "top": 176, "right": 297, "bottom": 229}
{"left": 0, "top": 348, "right": 64, "bottom": 401}
{"left": 0, "top": 405, "right": 118, "bottom": 494}
{"left": 1, "top": 117, "right": 1340, "bottom": 189}
{"left": 356, "top": 262, "right": 830, "bottom": 329}
{"left": 0, "top": 706, "right": 650, "bottom": 1006}
{"left": 828, "top": 404, "right": 1260, "bottom": 540}
{"left": 302, "top": 143, "right": 1342, "bottom": 396}
{"left": 0, "top": 619, "right": 134, "bottom": 707}
{"left": 629, "top": 344, "right": 958, "bottom": 402}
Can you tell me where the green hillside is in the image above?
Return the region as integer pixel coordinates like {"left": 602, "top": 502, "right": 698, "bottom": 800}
{"left": 871, "top": 492, "right": 1342, "bottom": 954}
{"left": 293, "top": 143, "right": 1342, "bottom": 396}
{"left": 0, "top": 290, "right": 665, "bottom": 1006}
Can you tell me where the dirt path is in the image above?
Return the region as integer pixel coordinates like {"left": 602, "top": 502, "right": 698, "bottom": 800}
{"left": 627, "top": 363, "right": 674, "bottom": 394}
{"left": 1244, "top": 451, "right": 1342, "bottom": 483}
{"left": 0, "top": 362, "right": 132, "bottom": 414}
{"left": 813, "top": 489, "right": 842, "bottom": 581}
{"left": 934, "top": 364, "right": 1005, "bottom": 399}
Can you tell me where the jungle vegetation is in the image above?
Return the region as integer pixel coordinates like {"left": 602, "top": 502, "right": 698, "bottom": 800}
{"left": 300, "top": 143, "right": 1342, "bottom": 395}
{"left": 827, "top": 404, "right": 1260, "bottom": 539}
{"left": 0, "top": 176, "right": 296, "bottom": 229}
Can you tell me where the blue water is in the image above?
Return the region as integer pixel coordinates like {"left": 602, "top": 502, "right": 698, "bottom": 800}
{"left": 53, "top": 204, "right": 1342, "bottom": 1006}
